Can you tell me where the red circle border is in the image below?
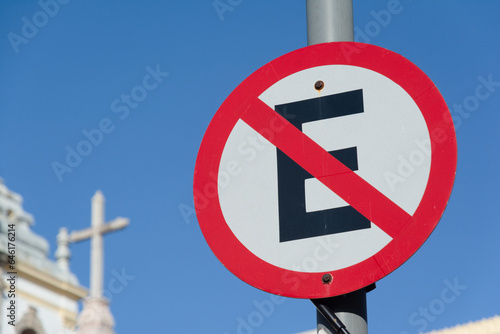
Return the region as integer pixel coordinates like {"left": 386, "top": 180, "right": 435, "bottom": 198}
{"left": 193, "top": 42, "right": 457, "bottom": 299}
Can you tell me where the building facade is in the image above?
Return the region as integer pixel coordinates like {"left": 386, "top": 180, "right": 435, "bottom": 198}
{"left": 0, "top": 179, "right": 87, "bottom": 334}
{"left": 297, "top": 313, "right": 500, "bottom": 333}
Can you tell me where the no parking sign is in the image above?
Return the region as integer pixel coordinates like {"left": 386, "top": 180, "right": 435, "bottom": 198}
{"left": 194, "top": 42, "right": 456, "bottom": 298}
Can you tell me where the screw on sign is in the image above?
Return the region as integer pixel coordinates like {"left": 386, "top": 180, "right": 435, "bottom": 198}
{"left": 193, "top": 42, "right": 456, "bottom": 299}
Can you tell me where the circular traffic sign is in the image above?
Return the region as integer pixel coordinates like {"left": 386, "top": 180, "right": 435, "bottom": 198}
{"left": 194, "top": 42, "right": 456, "bottom": 298}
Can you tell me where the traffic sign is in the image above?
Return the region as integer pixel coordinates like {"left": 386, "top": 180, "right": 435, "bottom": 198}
{"left": 194, "top": 42, "right": 457, "bottom": 299}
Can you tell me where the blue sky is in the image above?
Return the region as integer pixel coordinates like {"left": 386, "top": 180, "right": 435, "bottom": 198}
{"left": 1, "top": 1, "right": 499, "bottom": 333}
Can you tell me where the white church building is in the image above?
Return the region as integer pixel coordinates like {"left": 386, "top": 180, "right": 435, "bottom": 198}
{"left": 0, "top": 179, "right": 86, "bottom": 334}
{"left": 0, "top": 179, "right": 126, "bottom": 334}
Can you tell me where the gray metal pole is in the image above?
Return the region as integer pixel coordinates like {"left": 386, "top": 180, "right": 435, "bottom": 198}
{"left": 306, "top": 0, "right": 354, "bottom": 45}
{"left": 306, "top": 1, "right": 368, "bottom": 334}
{"left": 315, "top": 288, "right": 368, "bottom": 334}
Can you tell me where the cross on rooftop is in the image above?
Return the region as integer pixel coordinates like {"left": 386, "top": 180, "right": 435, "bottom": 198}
{"left": 68, "top": 190, "right": 129, "bottom": 298}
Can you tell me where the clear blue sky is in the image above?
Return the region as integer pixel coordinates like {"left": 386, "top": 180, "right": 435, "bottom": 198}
{"left": 1, "top": 1, "right": 499, "bottom": 333}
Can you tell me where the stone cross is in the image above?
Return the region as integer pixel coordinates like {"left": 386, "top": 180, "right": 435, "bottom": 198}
{"left": 68, "top": 190, "right": 129, "bottom": 298}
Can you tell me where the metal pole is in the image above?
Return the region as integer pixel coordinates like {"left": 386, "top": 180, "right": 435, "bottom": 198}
{"left": 306, "top": 0, "right": 354, "bottom": 45}
{"left": 306, "top": 1, "right": 368, "bottom": 333}
{"left": 313, "top": 288, "right": 369, "bottom": 334}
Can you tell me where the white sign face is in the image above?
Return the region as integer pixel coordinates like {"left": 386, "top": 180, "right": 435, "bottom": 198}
{"left": 218, "top": 65, "right": 431, "bottom": 273}
{"left": 194, "top": 42, "right": 456, "bottom": 298}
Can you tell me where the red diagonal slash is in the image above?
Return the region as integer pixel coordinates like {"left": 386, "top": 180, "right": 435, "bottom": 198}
{"left": 241, "top": 98, "right": 412, "bottom": 239}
